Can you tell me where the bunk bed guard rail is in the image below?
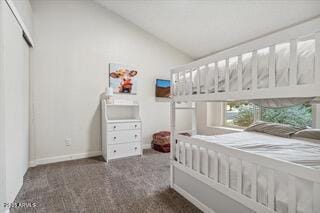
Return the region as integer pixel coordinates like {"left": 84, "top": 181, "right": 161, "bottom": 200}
{"left": 170, "top": 17, "right": 320, "bottom": 102}
{"left": 173, "top": 134, "right": 320, "bottom": 213}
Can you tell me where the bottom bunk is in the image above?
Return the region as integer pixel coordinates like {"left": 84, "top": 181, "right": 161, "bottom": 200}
{"left": 170, "top": 131, "right": 320, "bottom": 213}
{"left": 172, "top": 164, "right": 253, "bottom": 213}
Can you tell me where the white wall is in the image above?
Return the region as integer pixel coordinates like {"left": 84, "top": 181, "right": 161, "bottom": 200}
{"left": 312, "top": 104, "right": 320, "bottom": 128}
{"left": 0, "top": 0, "right": 31, "bottom": 207}
{"left": 29, "top": 0, "right": 192, "bottom": 164}
{"left": 197, "top": 102, "right": 239, "bottom": 135}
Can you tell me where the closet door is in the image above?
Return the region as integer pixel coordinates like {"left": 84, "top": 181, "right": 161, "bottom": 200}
{"left": 1, "top": 0, "right": 29, "bottom": 204}
{"left": 0, "top": 1, "right": 6, "bottom": 211}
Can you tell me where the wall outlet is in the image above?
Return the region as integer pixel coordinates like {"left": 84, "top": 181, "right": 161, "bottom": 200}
{"left": 65, "top": 138, "right": 71, "bottom": 146}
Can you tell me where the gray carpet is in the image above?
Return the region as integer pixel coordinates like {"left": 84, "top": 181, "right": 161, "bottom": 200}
{"left": 12, "top": 149, "right": 201, "bottom": 213}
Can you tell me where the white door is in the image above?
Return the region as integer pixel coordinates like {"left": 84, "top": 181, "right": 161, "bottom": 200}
{"left": 0, "top": 1, "right": 6, "bottom": 210}
{"left": 0, "top": 0, "right": 30, "bottom": 207}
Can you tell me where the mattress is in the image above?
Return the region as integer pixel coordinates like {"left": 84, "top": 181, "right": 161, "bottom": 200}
{"left": 176, "top": 132, "right": 320, "bottom": 213}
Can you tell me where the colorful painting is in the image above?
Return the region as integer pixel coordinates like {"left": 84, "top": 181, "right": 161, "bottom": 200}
{"left": 109, "top": 63, "right": 138, "bottom": 94}
{"left": 155, "top": 79, "right": 171, "bottom": 98}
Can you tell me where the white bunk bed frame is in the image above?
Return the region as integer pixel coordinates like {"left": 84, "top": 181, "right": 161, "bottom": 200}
{"left": 170, "top": 17, "right": 320, "bottom": 213}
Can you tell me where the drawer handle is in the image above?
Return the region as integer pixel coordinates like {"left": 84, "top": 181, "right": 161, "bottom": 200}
{"left": 134, "top": 124, "right": 137, "bottom": 128}
{"left": 134, "top": 147, "right": 137, "bottom": 150}
{"left": 113, "top": 136, "right": 117, "bottom": 140}
{"left": 113, "top": 126, "right": 116, "bottom": 129}
{"left": 134, "top": 135, "right": 138, "bottom": 138}
{"left": 113, "top": 150, "right": 117, "bottom": 153}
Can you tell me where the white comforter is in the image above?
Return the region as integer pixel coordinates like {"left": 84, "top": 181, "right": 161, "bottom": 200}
{"left": 177, "top": 132, "right": 320, "bottom": 213}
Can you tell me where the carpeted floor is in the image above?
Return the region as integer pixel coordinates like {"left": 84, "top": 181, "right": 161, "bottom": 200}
{"left": 12, "top": 149, "right": 201, "bottom": 213}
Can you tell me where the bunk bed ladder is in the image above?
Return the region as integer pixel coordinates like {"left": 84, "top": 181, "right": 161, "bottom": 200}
{"left": 174, "top": 102, "right": 197, "bottom": 135}
{"left": 170, "top": 101, "right": 198, "bottom": 186}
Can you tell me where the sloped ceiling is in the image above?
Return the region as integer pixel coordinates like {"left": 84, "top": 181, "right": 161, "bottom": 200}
{"left": 95, "top": 0, "right": 320, "bottom": 59}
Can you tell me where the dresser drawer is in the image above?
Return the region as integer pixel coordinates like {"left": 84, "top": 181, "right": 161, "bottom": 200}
{"left": 108, "top": 143, "right": 141, "bottom": 160}
{"left": 107, "top": 130, "right": 140, "bottom": 144}
{"left": 107, "top": 122, "right": 141, "bottom": 131}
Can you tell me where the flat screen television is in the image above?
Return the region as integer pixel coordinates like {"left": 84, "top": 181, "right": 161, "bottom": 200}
{"left": 155, "top": 79, "right": 171, "bottom": 98}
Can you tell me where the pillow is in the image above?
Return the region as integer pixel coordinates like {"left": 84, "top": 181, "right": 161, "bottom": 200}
{"left": 245, "top": 121, "right": 302, "bottom": 138}
{"left": 293, "top": 129, "right": 320, "bottom": 141}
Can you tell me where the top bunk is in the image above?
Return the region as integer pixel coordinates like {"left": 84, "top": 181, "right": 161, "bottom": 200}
{"left": 170, "top": 17, "right": 320, "bottom": 103}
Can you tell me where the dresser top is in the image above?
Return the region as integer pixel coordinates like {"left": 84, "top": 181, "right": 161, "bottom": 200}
{"left": 107, "top": 119, "right": 141, "bottom": 123}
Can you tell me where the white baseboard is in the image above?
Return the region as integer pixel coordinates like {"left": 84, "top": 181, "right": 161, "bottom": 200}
{"left": 29, "top": 144, "right": 152, "bottom": 168}
{"left": 173, "top": 184, "right": 215, "bottom": 213}
{"left": 142, "top": 143, "right": 151, "bottom": 149}
{"left": 28, "top": 161, "right": 37, "bottom": 167}
{"left": 29, "top": 151, "right": 102, "bottom": 167}
{"left": 29, "top": 143, "right": 152, "bottom": 168}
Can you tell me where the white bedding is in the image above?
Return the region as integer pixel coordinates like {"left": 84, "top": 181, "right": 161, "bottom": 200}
{"left": 177, "top": 132, "right": 320, "bottom": 213}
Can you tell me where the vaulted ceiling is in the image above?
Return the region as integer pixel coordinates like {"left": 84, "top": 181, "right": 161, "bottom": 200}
{"left": 95, "top": 0, "right": 320, "bottom": 59}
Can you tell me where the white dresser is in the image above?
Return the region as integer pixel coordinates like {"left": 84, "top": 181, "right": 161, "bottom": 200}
{"left": 101, "top": 99, "right": 142, "bottom": 162}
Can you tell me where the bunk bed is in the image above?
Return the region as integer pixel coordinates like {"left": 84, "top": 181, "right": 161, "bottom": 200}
{"left": 170, "top": 17, "right": 320, "bottom": 213}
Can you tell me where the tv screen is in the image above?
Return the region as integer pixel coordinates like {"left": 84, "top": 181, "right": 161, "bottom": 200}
{"left": 155, "top": 79, "right": 171, "bottom": 98}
